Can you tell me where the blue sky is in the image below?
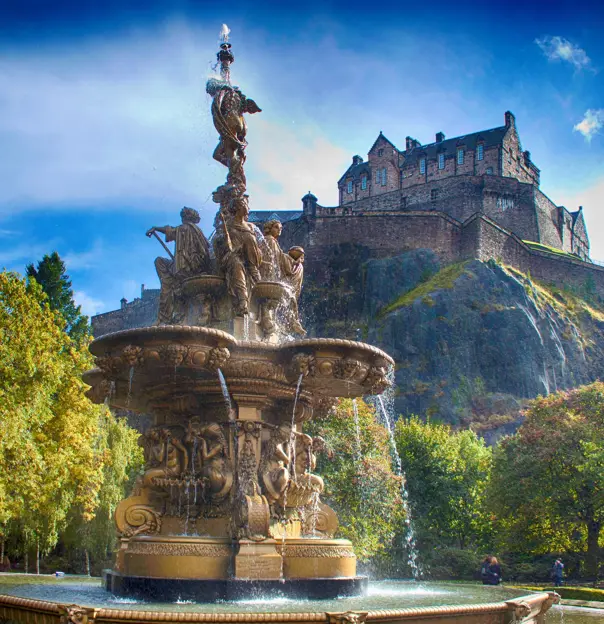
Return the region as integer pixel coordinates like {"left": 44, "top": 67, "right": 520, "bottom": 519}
{"left": 1, "top": 0, "right": 604, "bottom": 316}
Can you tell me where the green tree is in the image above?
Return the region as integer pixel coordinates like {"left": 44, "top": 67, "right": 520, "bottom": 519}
{"left": 489, "top": 382, "right": 604, "bottom": 578}
{"left": 394, "top": 417, "right": 492, "bottom": 562}
{"left": 26, "top": 252, "right": 90, "bottom": 344}
{"left": 305, "top": 399, "right": 404, "bottom": 563}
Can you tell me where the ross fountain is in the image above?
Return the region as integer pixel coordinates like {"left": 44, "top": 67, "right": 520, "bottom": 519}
{"left": 0, "top": 24, "right": 561, "bottom": 624}
{"left": 80, "top": 25, "right": 393, "bottom": 602}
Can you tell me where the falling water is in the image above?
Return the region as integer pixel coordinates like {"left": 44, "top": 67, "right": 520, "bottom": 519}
{"left": 289, "top": 374, "right": 304, "bottom": 483}
{"left": 278, "top": 373, "right": 305, "bottom": 580}
{"left": 126, "top": 366, "right": 135, "bottom": 406}
{"left": 308, "top": 491, "right": 320, "bottom": 537}
{"left": 243, "top": 314, "right": 250, "bottom": 341}
{"left": 372, "top": 377, "right": 422, "bottom": 580}
{"left": 217, "top": 369, "right": 233, "bottom": 415}
{"left": 183, "top": 480, "right": 191, "bottom": 536}
{"left": 352, "top": 399, "right": 362, "bottom": 464}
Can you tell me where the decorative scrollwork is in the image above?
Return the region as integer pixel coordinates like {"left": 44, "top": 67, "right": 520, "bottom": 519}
{"left": 121, "top": 344, "right": 145, "bottom": 367}
{"left": 58, "top": 605, "right": 97, "bottom": 624}
{"left": 158, "top": 343, "right": 188, "bottom": 367}
{"left": 206, "top": 347, "right": 231, "bottom": 372}
{"left": 327, "top": 612, "right": 367, "bottom": 624}
{"left": 289, "top": 353, "right": 316, "bottom": 379}
{"left": 333, "top": 358, "right": 363, "bottom": 380}
{"left": 120, "top": 504, "right": 162, "bottom": 538}
{"left": 95, "top": 355, "right": 122, "bottom": 377}
{"left": 365, "top": 366, "right": 390, "bottom": 394}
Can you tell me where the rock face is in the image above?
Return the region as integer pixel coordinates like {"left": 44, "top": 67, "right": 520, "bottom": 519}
{"left": 300, "top": 248, "right": 604, "bottom": 435}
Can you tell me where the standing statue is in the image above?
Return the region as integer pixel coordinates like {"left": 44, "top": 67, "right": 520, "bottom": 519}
{"left": 259, "top": 425, "right": 291, "bottom": 504}
{"left": 213, "top": 193, "right": 262, "bottom": 316}
{"left": 206, "top": 80, "right": 261, "bottom": 193}
{"left": 146, "top": 207, "right": 212, "bottom": 325}
{"left": 261, "top": 220, "right": 305, "bottom": 335}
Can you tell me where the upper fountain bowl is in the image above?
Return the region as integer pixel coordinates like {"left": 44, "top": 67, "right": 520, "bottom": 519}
{"left": 83, "top": 326, "right": 394, "bottom": 416}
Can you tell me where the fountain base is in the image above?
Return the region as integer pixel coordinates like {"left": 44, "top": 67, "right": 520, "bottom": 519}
{"left": 104, "top": 570, "right": 368, "bottom": 601}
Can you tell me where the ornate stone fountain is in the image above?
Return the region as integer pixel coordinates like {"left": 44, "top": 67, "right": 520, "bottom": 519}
{"left": 83, "top": 27, "right": 393, "bottom": 601}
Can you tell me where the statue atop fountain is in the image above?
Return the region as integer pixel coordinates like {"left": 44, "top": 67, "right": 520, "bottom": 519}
{"left": 84, "top": 24, "right": 394, "bottom": 601}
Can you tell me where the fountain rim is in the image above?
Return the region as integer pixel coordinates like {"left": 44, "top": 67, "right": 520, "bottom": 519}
{"left": 281, "top": 338, "right": 394, "bottom": 365}
{"left": 0, "top": 588, "right": 560, "bottom": 622}
{"left": 89, "top": 325, "right": 237, "bottom": 354}
{"left": 88, "top": 326, "right": 394, "bottom": 365}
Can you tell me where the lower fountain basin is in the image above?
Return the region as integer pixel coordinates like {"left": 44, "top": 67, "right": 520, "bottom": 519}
{"left": 0, "top": 576, "right": 561, "bottom": 623}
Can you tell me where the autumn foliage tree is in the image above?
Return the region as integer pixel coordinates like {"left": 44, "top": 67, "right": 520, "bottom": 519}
{"left": 0, "top": 271, "right": 141, "bottom": 571}
{"left": 489, "top": 382, "right": 604, "bottom": 578}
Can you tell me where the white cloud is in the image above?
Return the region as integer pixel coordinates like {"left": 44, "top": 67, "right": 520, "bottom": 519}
{"left": 246, "top": 119, "right": 349, "bottom": 212}
{"left": 535, "top": 36, "right": 591, "bottom": 71}
{"left": 63, "top": 240, "right": 104, "bottom": 270}
{"left": 74, "top": 290, "right": 105, "bottom": 316}
{"left": 573, "top": 109, "right": 604, "bottom": 141}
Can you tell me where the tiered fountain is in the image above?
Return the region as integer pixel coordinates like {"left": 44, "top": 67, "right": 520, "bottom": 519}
{"left": 82, "top": 26, "right": 393, "bottom": 601}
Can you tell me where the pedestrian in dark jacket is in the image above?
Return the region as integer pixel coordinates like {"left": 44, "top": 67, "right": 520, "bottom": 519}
{"left": 481, "top": 555, "right": 502, "bottom": 585}
{"left": 552, "top": 559, "right": 564, "bottom": 587}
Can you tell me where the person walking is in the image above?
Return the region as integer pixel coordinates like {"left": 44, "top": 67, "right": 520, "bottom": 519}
{"left": 552, "top": 559, "right": 564, "bottom": 587}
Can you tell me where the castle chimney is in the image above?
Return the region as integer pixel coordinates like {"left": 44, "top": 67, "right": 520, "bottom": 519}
{"left": 436, "top": 132, "right": 445, "bottom": 143}
{"left": 505, "top": 111, "right": 515, "bottom": 128}
{"left": 302, "top": 191, "right": 318, "bottom": 217}
{"left": 120, "top": 297, "right": 128, "bottom": 309}
{"left": 352, "top": 155, "right": 363, "bottom": 166}
{"left": 406, "top": 136, "right": 421, "bottom": 151}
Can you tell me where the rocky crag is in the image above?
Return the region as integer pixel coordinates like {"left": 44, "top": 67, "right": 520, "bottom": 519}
{"left": 300, "top": 249, "right": 604, "bottom": 441}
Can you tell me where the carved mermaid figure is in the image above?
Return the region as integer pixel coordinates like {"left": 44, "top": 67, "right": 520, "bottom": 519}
{"left": 142, "top": 428, "right": 188, "bottom": 487}
{"left": 260, "top": 425, "right": 291, "bottom": 504}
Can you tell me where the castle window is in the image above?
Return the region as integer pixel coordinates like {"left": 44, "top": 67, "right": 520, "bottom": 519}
{"left": 378, "top": 149, "right": 384, "bottom": 157}
{"left": 381, "top": 167, "right": 387, "bottom": 186}
{"left": 376, "top": 169, "right": 381, "bottom": 184}
{"left": 361, "top": 175, "right": 367, "bottom": 190}
{"left": 486, "top": 167, "right": 493, "bottom": 175}
{"left": 431, "top": 188, "right": 438, "bottom": 201}
{"left": 457, "top": 148, "right": 464, "bottom": 165}
{"left": 438, "top": 153, "right": 445, "bottom": 170}
{"left": 476, "top": 144, "right": 484, "bottom": 161}
{"left": 401, "top": 197, "right": 407, "bottom": 209}
{"left": 419, "top": 158, "right": 426, "bottom": 174}
{"left": 347, "top": 180, "right": 353, "bottom": 194}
